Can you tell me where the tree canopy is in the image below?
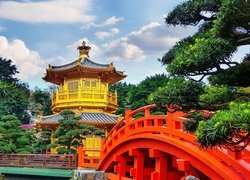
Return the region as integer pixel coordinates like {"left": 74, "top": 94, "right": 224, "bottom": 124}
{"left": 0, "top": 58, "right": 30, "bottom": 123}
{"left": 30, "top": 89, "right": 52, "bottom": 116}
{"left": 111, "top": 74, "right": 170, "bottom": 115}
{"left": 157, "top": 0, "right": 250, "bottom": 151}
{"left": 149, "top": 77, "right": 204, "bottom": 110}
{"left": 0, "top": 115, "right": 33, "bottom": 153}
{"left": 0, "top": 58, "right": 18, "bottom": 84}
{"left": 196, "top": 101, "right": 250, "bottom": 151}
{"left": 0, "top": 82, "right": 30, "bottom": 123}
{"left": 129, "top": 74, "right": 170, "bottom": 110}
{"left": 49, "top": 110, "right": 103, "bottom": 154}
{"left": 161, "top": 0, "right": 250, "bottom": 83}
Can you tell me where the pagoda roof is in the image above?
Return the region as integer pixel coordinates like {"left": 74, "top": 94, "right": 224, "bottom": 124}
{"left": 43, "top": 57, "right": 126, "bottom": 85}
{"left": 51, "top": 58, "right": 110, "bottom": 71}
{"left": 39, "top": 112, "right": 118, "bottom": 125}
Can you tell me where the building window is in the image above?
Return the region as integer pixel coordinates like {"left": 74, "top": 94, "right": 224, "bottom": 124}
{"left": 84, "top": 80, "right": 91, "bottom": 87}
{"left": 68, "top": 81, "right": 78, "bottom": 91}
{"left": 83, "top": 79, "right": 99, "bottom": 89}
{"left": 91, "top": 80, "right": 98, "bottom": 87}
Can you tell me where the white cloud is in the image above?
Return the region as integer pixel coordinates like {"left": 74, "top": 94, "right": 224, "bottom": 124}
{"left": 0, "top": 36, "right": 45, "bottom": 80}
{"left": 75, "top": 22, "right": 197, "bottom": 62}
{"left": 102, "top": 16, "right": 124, "bottom": 26}
{"left": 127, "top": 22, "right": 180, "bottom": 54}
{"left": 67, "top": 38, "right": 102, "bottom": 58}
{"left": 81, "top": 16, "right": 124, "bottom": 29}
{"left": 102, "top": 39, "right": 145, "bottom": 61}
{"left": 101, "top": 22, "right": 187, "bottom": 61}
{"left": 0, "top": 0, "right": 95, "bottom": 24}
{"left": 95, "top": 28, "right": 120, "bottom": 40}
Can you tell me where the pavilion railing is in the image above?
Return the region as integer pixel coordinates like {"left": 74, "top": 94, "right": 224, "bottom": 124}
{"left": 51, "top": 89, "right": 117, "bottom": 110}
{"left": 0, "top": 154, "right": 77, "bottom": 169}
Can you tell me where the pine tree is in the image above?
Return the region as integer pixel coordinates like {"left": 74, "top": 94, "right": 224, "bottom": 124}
{"left": 49, "top": 110, "right": 103, "bottom": 154}
{"left": 0, "top": 115, "right": 32, "bottom": 153}
{"left": 33, "top": 130, "right": 51, "bottom": 154}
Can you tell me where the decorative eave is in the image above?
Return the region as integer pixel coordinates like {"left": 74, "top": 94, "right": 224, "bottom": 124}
{"left": 43, "top": 58, "right": 126, "bottom": 85}
{"left": 38, "top": 112, "right": 119, "bottom": 126}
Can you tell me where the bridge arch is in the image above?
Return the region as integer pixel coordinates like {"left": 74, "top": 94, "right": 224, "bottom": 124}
{"left": 97, "top": 105, "right": 250, "bottom": 180}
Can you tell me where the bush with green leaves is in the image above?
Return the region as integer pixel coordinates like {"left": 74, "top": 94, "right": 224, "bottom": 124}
{"left": 33, "top": 130, "right": 51, "bottom": 154}
{"left": 183, "top": 112, "right": 203, "bottom": 133}
{"left": 195, "top": 102, "right": 250, "bottom": 151}
{"left": 149, "top": 77, "right": 204, "bottom": 110}
{"left": 48, "top": 110, "right": 104, "bottom": 154}
{"left": 0, "top": 115, "right": 33, "bottom": 153}
{"left": 199, "top": 85, "right": 243, "bottom": 105}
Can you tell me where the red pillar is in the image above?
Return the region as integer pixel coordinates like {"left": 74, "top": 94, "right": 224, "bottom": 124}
{"left": 129, "top": 148, "right": 145, "bottom": 180}
{"left": 149, "top": 149, "right": 167, "bottom": 180}
{"left": 114, "top": 155, "right": 127, "bottom": 180}
{"left": 177, "top": 159, "right": 190, "bottom": 177}
{"left": 77, "top": 145, "right": 84, "bottom": 167}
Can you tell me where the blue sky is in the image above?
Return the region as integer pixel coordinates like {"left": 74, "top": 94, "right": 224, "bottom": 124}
{"left": 0, "top": 0, "right": 248, "bottom": 89}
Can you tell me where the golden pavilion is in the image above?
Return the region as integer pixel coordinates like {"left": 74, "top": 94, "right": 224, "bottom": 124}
{"left": 37, "top": 41, "right": 126, "bottom": 153}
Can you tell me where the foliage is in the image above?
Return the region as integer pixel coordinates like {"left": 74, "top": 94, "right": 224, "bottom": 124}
{"left": 196, "top": 102, "right": 250, "bottom": 151}
{"left": 162, "top": 0, "right": 250, "bottom": 83}
{"left": 49, "top": 110, "right": 104, "bottom": 154}
{"left": 0, "top": 115, "right": 33, "bottom": 153}
{"left": 165, "top": 0, "right": 221, "bottom": 26}
{"left": 165, "top": 33, "right": 236, "bottom": 78}
{"left": 199, "top": 86, "right": 243, "bottom": 106}
{"left": 33, "top": 130, "right": 51, "bottom": 154}
{"left": 129, "top": 74, "right": 170, "bottom": 110}
{"left": 0, "top": 58, "right": 18, "bottom": 83}
{"left": 111, "top": 74, "right": 169, "bottom": 115}
{"left": 0, "top": 83, "right": 30, "bottom": 123}
{"left": 151, "top": 111, "right": 165, "bottom": 115}
{"left": 0, "top": 58, "right": 30, "bottom": 123}
{"left": 30, "top": 89, "right": 52, "bottom": 116}
{"left": 133, "top": 112, "right": 145, "bottom": 119}
{"left": 110, "top": 82, "right": 135, "bottom": 115}
{"left": 182, "top": 112, "right": 203, "bottom": 133}
{"left": 149, "top": 77, "right": 204, "bottom": 110}
{"left": 208, "top": 57, "right": 250, "bottom": 87}
{"left": 0, "top": 81, "right": 13, "bottom": 99}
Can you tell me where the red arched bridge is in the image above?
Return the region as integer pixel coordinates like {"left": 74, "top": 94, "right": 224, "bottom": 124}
{"left": 0, "top": 105, "right": 249, "bottom": 179}
{"left": 79, "top": 104, "right": 250, "bottom": 180}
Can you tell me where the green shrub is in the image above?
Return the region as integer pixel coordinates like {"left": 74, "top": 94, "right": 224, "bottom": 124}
{"left": 196, "top": 102, "right": 250, "bottom": 150}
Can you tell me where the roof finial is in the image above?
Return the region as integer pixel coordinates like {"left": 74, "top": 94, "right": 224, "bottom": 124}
{"left": 77, "top": 41, "right": 91, "bottom": 57}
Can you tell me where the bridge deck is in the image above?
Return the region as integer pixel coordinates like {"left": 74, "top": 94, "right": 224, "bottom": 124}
{"left": 0, "top": 167, "right": 73, "bottom": 177}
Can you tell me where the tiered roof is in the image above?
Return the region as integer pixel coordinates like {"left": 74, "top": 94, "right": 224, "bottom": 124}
{"left": 39, "top": 112, "right": 118, "bottom": 125}
{"left": 43, "top": 41, "right": 126, "bottom": 85}
{"left": 43, "top": 57, "right": 126, "bottom": 85}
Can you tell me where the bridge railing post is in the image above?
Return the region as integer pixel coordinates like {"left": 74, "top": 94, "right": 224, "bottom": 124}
{"left": 125, "top": 109, "right": 132, "bottom": 125}
{"left": 145, "top": 107, "right": 150, "bottom": 117}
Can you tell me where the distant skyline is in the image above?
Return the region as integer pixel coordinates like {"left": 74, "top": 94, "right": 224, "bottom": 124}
{"left": 0, "top": 0, "right": 248, "bottom": 89}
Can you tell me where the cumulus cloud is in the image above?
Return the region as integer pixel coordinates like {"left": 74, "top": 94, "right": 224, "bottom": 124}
{"left": 81, "top": 16, "right": 124, "bottom": 29}
{"left": 0, "top": 36, "right": 45, "bottom": 80}
{"left": 0, "top": 0, "right": 95, "bottom": 24}
{"left": 101, "top": 22, "right": 187, "bottom": 61}
{"left": 95, "top": 28, "right": 120, "bottom": 40}
{"left": 102, "top": 39, "right": 145, "bottom": 61}
{"left": 102, "top": 16, "right": 124, "bottom": 26}
{"left": 74, "top": 22, "right": 197, "bottom": 62}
